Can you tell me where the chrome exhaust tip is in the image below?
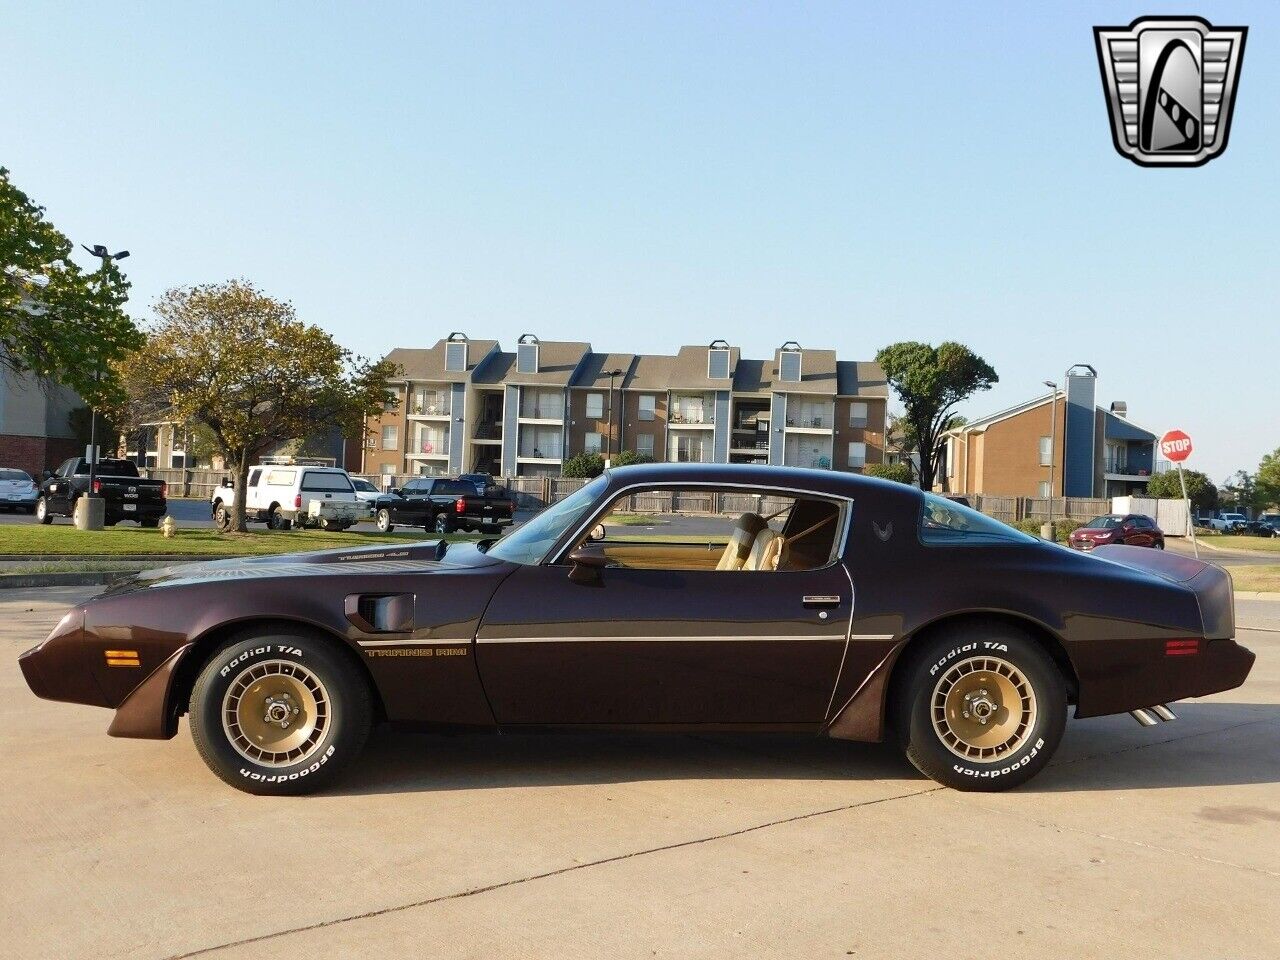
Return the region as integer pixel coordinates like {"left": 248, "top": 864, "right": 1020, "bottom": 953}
{"left": 1151, "top": 704, "right": 1177, "bottom": 722}
{"left": 1130, "top": 708, "right": 1158, "bottom": 727}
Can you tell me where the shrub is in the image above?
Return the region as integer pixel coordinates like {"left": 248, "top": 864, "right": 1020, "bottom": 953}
{"left": 864, "top": 462, "right": 913, "bottom": 484}
{"left": 562, "top": 453, "right": 605, "bottom": 478}
{"left": 611, "top": 450, "right": 655, "bottom": 468}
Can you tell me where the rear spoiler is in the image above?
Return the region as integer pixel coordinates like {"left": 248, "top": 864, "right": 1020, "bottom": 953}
{"left": 1093, "top": 544, "right": 1235, "bottom": 640}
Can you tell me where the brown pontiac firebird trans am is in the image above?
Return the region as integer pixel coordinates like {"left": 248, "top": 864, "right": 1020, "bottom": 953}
{"left": 20, "top": 464, "right": 1253, "bottom": 795}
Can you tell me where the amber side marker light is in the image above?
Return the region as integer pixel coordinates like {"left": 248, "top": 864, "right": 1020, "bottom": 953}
{"left": 1165, "top": 639, "right": 1201, "bottom": 657}
{"left": 105, "top": 649, "right": 140, "bottom": 668}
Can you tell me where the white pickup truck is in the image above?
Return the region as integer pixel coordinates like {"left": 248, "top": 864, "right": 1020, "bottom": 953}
{"left": 211, "top": 462, "right": 364, "bottom": 531}
{"left": 1206, "top": 512, "right": 1248, "bottom": 532}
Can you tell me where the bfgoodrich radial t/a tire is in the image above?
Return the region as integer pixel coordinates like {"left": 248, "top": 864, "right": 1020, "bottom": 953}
{"left": 892, "top": 622, "right": 1066, "bottom": 792}
{"left": 189, "top": 631, "right": 373, "bottom": 795}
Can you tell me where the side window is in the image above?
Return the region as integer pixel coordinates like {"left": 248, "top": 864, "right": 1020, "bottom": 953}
{"left": 919, "top": 492, "right": 1036, "bottom": 545}
{"left": 248, "top": 469, "right": 262, "bottom": 488}
{"left": 570, "top": 487, "right": 843, "bottom": 573}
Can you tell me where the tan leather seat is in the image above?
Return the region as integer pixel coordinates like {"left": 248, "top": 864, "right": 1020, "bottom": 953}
{"left": 744, "top": 528, "right": 781, "bottom": 571}
{"left": 717, "top": 513, "right": 768, "bottom": 570}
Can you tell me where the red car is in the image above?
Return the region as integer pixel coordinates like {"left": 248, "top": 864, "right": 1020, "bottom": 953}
{"left": 1070, "top": 514, "right": 1164, "bottom": 551}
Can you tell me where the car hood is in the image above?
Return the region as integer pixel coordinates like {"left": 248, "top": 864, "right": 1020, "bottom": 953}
{"left": 1071, "top": 527, "right": 1116, "bottom": 538}
{"left": 100, "top": 539, "right": 502, "bottom": 596}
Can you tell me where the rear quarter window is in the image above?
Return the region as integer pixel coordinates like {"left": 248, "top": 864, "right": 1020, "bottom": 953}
{"left": 919, "top": 492, "right": 1036, "bottom": 545}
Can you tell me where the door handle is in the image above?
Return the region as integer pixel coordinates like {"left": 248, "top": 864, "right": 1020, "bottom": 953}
{"left": 802, "top": 595, "right": 842, "bottom": 608}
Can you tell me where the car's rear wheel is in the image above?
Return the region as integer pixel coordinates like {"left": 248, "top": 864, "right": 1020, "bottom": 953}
{"left": 434, "top": 514, "right": 452, "bottom": 534}
{"left": 267, "top": 506, "right": 291, "bottom": 531}
{"left": 375, "top": 508, "right": 394, "bottom": 533}
{"left": 189, "top": 631, "right": 373, "bottom": 795}
{"left": 892, "top": 622, "right": 1066, "bottom": 791}
{"left": 139, "top": 517, "right": 159, "bottom": 528}
{"left": 35, "top": 497, "right": 52, "bottom": 524}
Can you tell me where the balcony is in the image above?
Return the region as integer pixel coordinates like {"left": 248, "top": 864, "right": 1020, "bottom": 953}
{"left": 518, "top": 389, "right": 565, "bottom": 422}
{"left": 408, "top": 430, "right": 449, "bottom": 459}
{"left": 473, "top": 423, "right": 503, "bottom": 442}
{"left": 407, "top": 397, "right": 451, "bottom": 419}
{"left": 785, "top": 415, "right": 833, "bottom": 431}
{"left": 669, "top": 393, "right": 715, "bottom": 427}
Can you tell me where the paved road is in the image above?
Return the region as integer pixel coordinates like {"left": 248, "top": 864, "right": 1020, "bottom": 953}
{"left": 1, "top": 588, "right": 1276, "bottom": 959}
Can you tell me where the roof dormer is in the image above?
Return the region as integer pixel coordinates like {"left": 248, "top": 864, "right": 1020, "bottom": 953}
{"left": 707, "top": 339, "right": 731, "bottom": 380}
{"left": 779, "top": 341, "right": 802, "bottom": 383}
{"left": 445, "top": 332, "right": 469, "bottom": 372}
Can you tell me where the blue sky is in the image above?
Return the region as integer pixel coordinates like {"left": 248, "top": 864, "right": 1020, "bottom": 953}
{"left": 4, "top": 2, "right": 1275, "bottom": 481}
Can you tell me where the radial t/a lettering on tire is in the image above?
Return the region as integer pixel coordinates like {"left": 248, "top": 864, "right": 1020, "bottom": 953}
{"left": 188, "top": 630, "right": 372, "bottom": 796}
{"left": 892, "top": 622, "right": 1066, "bottom": 792}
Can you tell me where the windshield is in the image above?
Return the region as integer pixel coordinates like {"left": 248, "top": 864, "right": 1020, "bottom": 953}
{"left": 487, "top": 475, "right": 608, "bottom": 565}
{"left": 351, "top": 479, "right": 376, "bottom": 492}
{"left": 919, "top": 492, "right": 1037, "bottom": 544}
{"left": 1085, "top": 515, "right": 1125, "bottom": 529}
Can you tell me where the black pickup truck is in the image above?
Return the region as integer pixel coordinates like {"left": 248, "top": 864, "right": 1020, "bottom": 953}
{"left": 35, "top": 458, "right": 168, "bottom": 527}
{"left": 372, "top": 476, "right": 514, "bottom": 534}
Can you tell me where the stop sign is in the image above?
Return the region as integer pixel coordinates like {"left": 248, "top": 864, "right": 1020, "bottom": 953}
{"left": 1160, "top": 430, "right": 1193, "bottom": 462}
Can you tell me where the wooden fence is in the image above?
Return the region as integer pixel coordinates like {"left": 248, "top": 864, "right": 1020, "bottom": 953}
{"left": 972, "top": 495, "right": 1110, "bottom": 523}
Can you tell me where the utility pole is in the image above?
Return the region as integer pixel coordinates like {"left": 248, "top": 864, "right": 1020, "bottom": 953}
{"left": 604, "top": 368, "right": 623, "bottom": 466}
{"left": 1042, "top": 380, "right": 1058, "bottom": 539}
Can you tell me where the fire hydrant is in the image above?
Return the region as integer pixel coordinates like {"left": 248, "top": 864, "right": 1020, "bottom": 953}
{"left": 161, "top": 515, "right": 178, "bottom": 539}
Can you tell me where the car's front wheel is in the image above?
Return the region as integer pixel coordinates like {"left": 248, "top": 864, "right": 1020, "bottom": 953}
{"left": 34, "top": 497, "right": 52, "bottom": 524}
{"left": 892, "top": 622, "right": 1066, "bottom": 792}
{"left": 375, "top": 508, "right": 394, "bottom": 533}
{"left": 189, "top": 631, "right": 373, "bottom": 795}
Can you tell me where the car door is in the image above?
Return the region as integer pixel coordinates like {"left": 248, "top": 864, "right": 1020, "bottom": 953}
{"left": 475, "top": 528, "right": 853, "bottom": 726}
{"left": 395, "top": 479, "right": 428, "bottom": 524}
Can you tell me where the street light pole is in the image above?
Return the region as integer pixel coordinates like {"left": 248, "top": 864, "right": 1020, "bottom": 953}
{"left": 78, "top": 244, "right": 129, "bottom": 528}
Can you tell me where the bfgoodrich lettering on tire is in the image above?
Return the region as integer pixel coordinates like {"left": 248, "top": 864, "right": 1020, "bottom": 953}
{"left": 892, "top": 622, "right": 1066, "bottom": 792}
{"left": 189, "top": 630, "right": 372, "bottom": 796}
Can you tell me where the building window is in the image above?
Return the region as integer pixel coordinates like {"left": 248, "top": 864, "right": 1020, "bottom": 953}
{"left": 584, "top": 432, "right": 603, "bottom": 455}
{"left": 380, "top": 464, "right": 396, "bottom": 476}
{"left": 671, "top": 434, "right": 708, "bottom": 463}
{"left": 1038, "top": 481, "right": 1051, "bottom": 498}
{"left": 383, "top": 389, "right": 399, "bottom": 412}
{"left": 636, "top": 433, "right": 654, "bottom": 458}
{"left": 849, "top": 402, "right": 868, "bottom": 428}
{"left": 1038, "top": 436, "right": 1052, "bottom": 467}
{"left": 707, "top": 348, "right": 731, "bottom": 380}
{"left": 848, "top": 442, "right": 867, "bottom": 468}
{"left": 638, "top": 394, "right": 656, "bottom": 421}
{"left": 586, "top": 393, "right": 604, "bottom": 419}
{"left": 780, "top": 350, "right": 802, "bottom": 383}
{"left": 382, "top": 425, "right": 399, "bottom": 451}
{"left": 445, "top": 340, "right": 467, "bottom": 372}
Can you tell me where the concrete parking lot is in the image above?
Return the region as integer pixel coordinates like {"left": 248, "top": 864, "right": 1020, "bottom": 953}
{"left": 1, "top": 587, "right": 1277, "bottom": 960}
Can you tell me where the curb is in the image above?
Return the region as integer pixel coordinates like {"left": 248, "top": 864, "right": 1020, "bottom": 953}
{"left": 1234, "top": 591, "right": 1280, "bottom": 601}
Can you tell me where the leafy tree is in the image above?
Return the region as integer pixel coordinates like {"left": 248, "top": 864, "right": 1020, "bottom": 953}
{"left": 1220, "top": 470, "right": 1259, "bottom": 514}
{"left": 1, "top": 167, "right": 139, "bottom": 405}
{"left": 562, "top": 452, "right": 606, "bottom": 478}
{"left": 1146, "top": 468, "right": 1217, "bottom": 513}
{"left": 119, "top": 281, "right": 397, "bottom": 531}
{"left": 67, "top": 407, "right": 120, "bottom": 456}
{"left": 611, "top": 450, "right": 655, "bottom": 468}
{"left": 864, "top": 462, "right": 913, "bottom": 484}
{"left": 1257, "top": 447, "right": 1280, "bottom": 510}
{"left": 876, "top": 342, "right": 996, "bottom": 490}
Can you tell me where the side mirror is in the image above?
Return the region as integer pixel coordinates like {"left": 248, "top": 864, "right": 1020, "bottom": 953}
{"left": 586, "top": 523, "right": 606, "bottom": 542}
{"left": 222, "top": 478, "right": 234, "bottom": 488}
{"left": 567, "top": 547, "right": 607, "bottom": 585}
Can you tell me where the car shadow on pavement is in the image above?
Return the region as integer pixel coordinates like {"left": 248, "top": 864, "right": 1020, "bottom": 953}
{"left": 331, "top": 701, "right": 1280, "bottom": 797}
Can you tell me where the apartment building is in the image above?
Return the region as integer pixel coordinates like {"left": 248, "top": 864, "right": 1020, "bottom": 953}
{"left": 0, "top": 365, "right": 81, "bottom": 476}
{"left": 363, "top": 335, "right": 888, "bottom": 478}
{"left": 936, "top": 366, "right": 1164, "bottom": 499}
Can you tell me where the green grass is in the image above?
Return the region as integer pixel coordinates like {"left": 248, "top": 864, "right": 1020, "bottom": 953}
{"left": 0, "top": 525, "right": 473, "bottom": 557}
{"left": 1205, "top": 536, "right": 1280, "bottom": 553}
{"left": 1229, "top": 564, "right": 1280, "bottom": 592}
{"left": 607, "top": 514, "right": 662, "bottom": 526}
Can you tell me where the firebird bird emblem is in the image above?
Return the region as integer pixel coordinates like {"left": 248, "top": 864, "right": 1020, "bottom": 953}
{"left": 873, "top": 521, "right": 893, "bottom": 542}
